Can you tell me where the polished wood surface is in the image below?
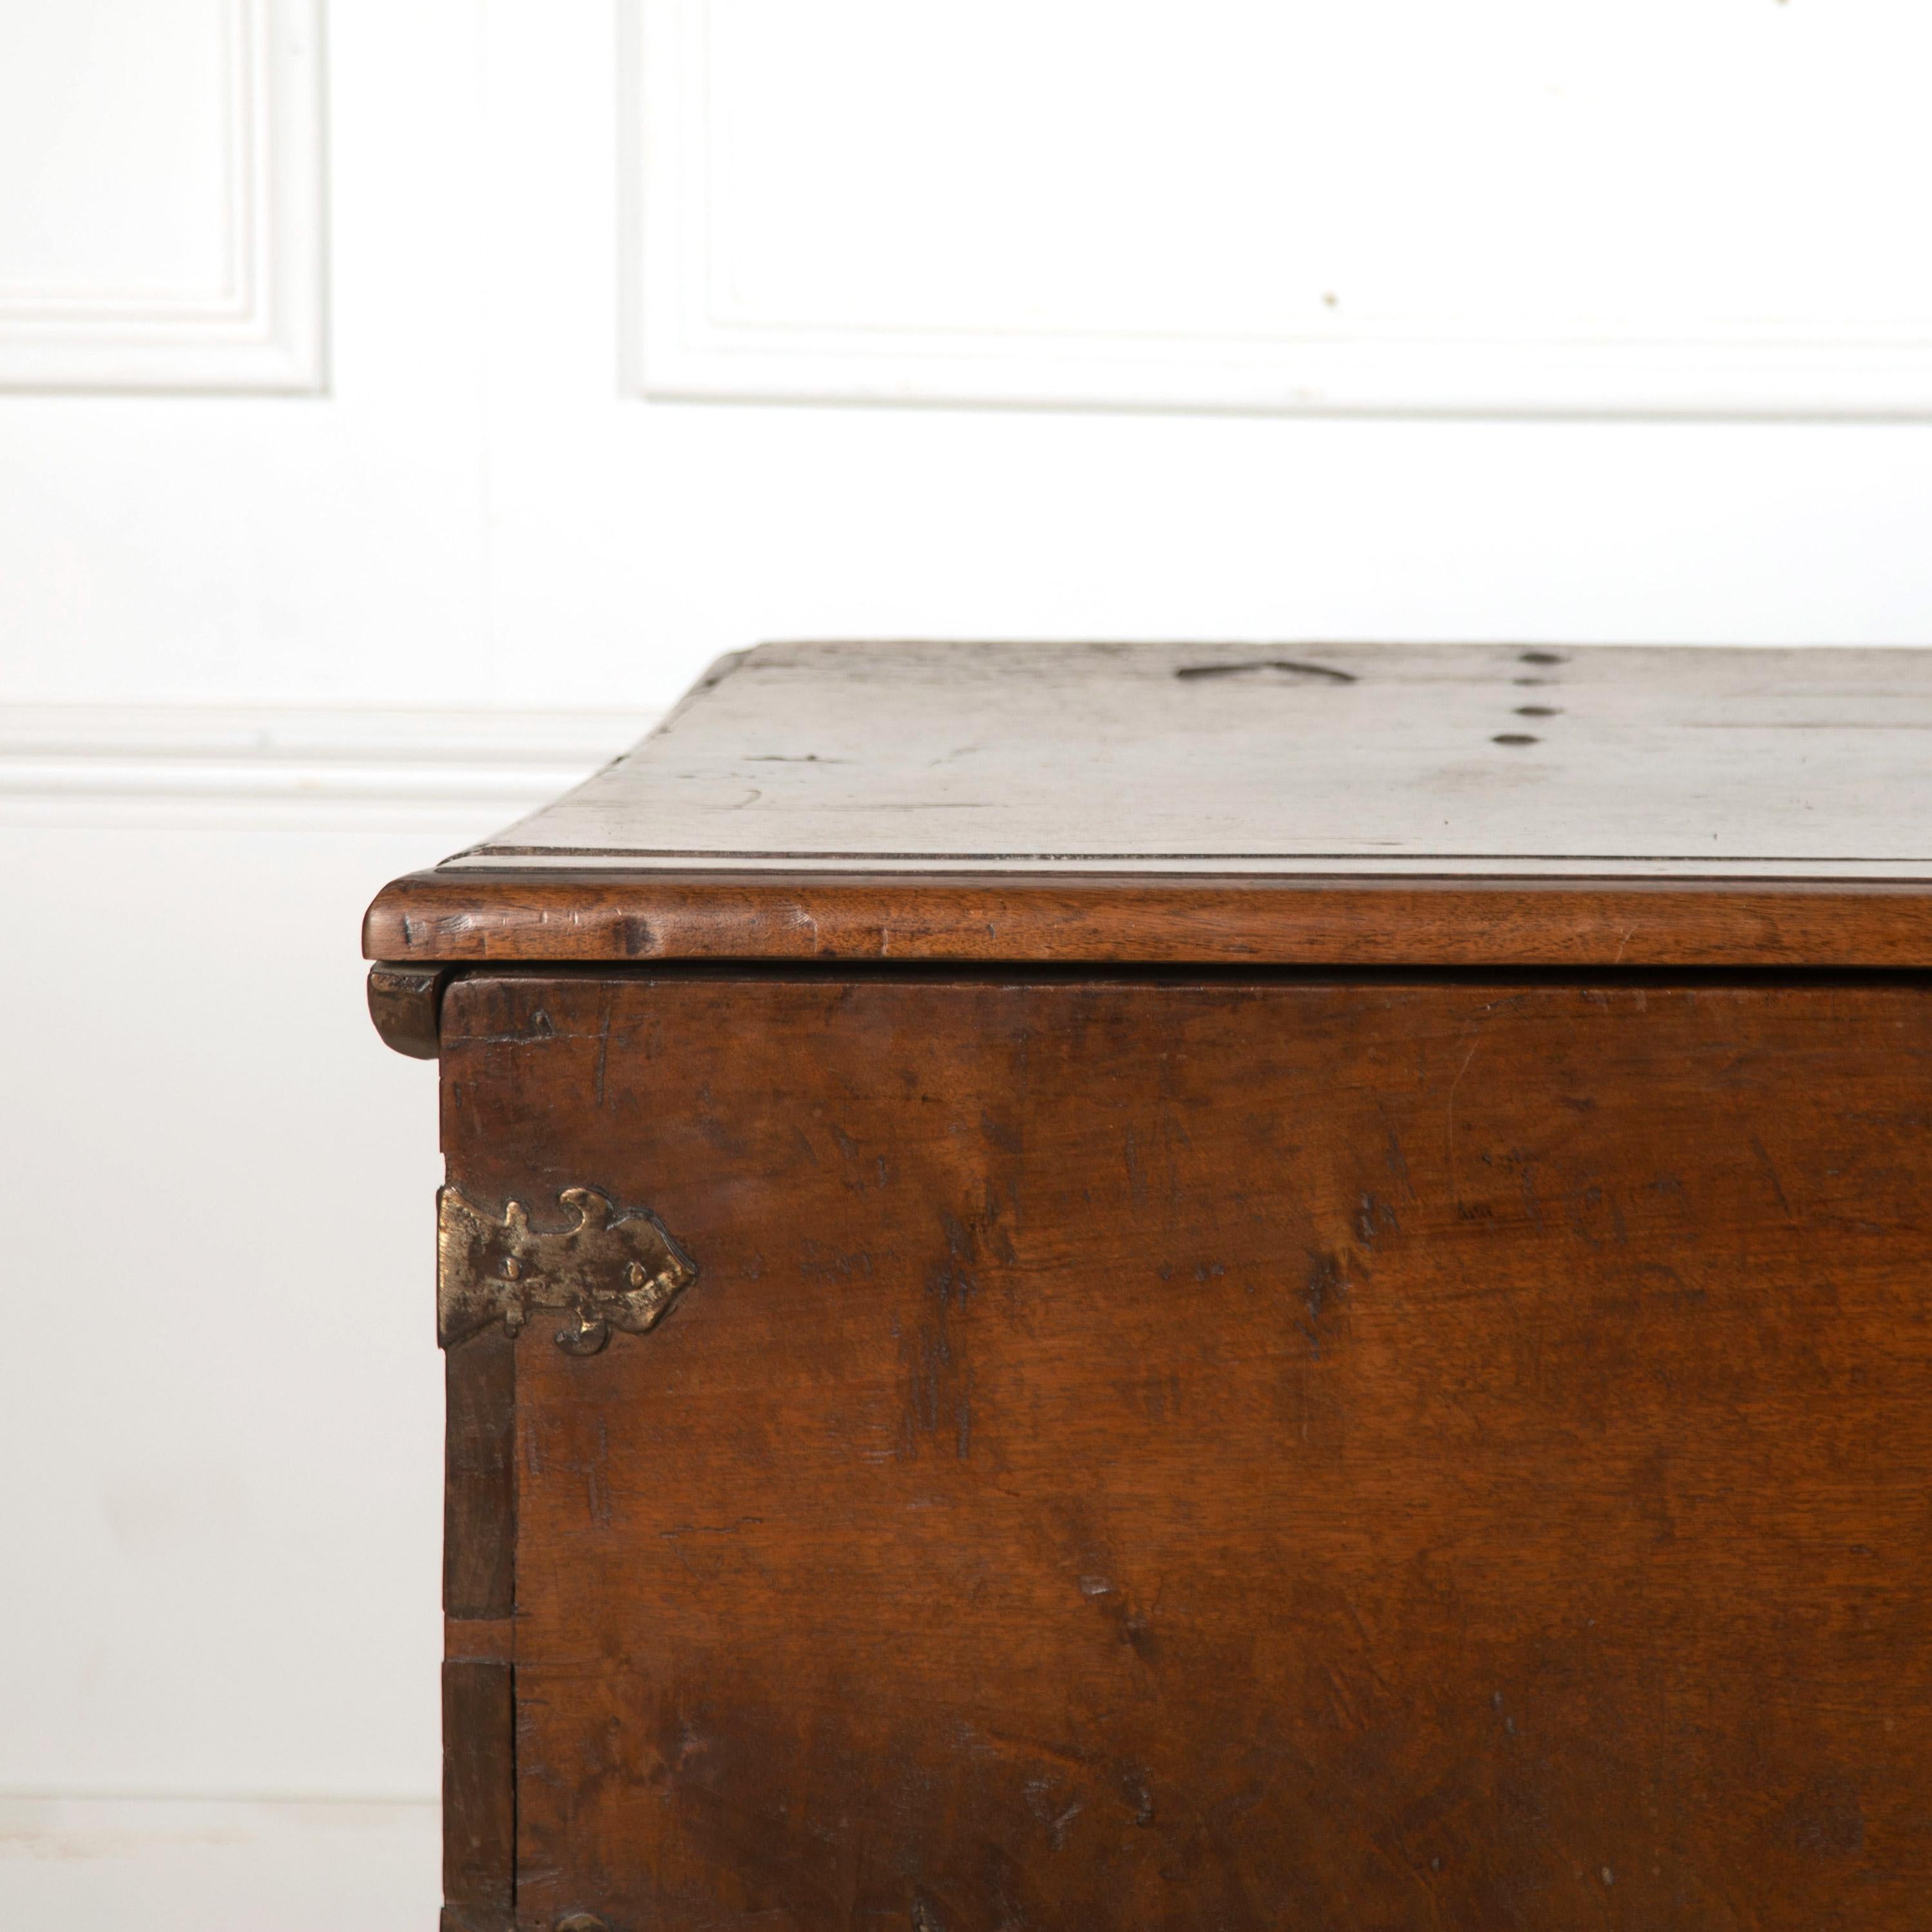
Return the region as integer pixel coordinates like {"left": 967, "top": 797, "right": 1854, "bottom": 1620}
{"left": 440, "top": 968, "right": 1932, "bottom": 1931}
{"left": 365, "top": 643, "right": 1932, "bottom": 972}
{"left": 368, "top": 869, "right": 1932, "bottom": 975}
{"left": 451, "top": 643, "right": 1932, "bottom": 877}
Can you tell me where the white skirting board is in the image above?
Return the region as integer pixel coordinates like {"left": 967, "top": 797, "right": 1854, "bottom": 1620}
{"left": 0, "top": 1796, "right": 439, "bottom": 1931}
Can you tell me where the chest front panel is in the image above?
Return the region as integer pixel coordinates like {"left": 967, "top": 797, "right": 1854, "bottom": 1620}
{"left": 439, "top": 971, "right": 1932, "bottom": 1931}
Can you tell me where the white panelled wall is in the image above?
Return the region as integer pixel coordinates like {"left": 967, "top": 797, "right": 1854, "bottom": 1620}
{"left": 5, "top": 0, "right": 1932, "bottom": 1917}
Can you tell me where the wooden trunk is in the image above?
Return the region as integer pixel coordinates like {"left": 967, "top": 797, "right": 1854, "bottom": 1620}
{"left": 370, "top": 644, "right": 1932, "bottom": 1930}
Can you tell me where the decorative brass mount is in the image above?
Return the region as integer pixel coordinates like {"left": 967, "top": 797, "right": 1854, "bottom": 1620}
{"left": 437, "top": 1186, "right": 697, "bottom": 1355}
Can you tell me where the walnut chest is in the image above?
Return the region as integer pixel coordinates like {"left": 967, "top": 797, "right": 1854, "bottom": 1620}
{"left": 365, "top": 643, "right": 1932, "bottom": 1932}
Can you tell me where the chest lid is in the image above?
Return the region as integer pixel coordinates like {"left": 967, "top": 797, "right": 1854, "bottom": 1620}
{"left": 365, "top": 641, "right": 1932, "bottom": 969}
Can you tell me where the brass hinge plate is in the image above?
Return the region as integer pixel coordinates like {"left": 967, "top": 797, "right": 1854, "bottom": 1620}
{"left": 437, "top": 1186, "right": 697, "bottom": 1354}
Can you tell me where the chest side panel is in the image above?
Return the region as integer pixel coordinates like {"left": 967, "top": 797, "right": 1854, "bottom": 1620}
{"left": 439, "top": 973, "right": 1932, "bottom": 1932}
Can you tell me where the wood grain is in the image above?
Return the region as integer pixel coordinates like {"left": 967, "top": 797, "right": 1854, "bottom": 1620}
{"left": 444, "top": 1329, "right": 515, "bottom": 1622}
{"left": 441, "top": 1659, "right": 514, "bottom": 1932}
{"left": 444, "top": 1618, "right": 514, "bottom": 1665}
{"left": 366, "top": 644, "right": 1932, "bottom": 972}
{"left": 366, "top": 960, "right": 454, "bottom": 1059}
{"left": 442, "top": 969, "right": 1932, "bottom": 1931}
{"left": 452, "top": 642, "right": 1932, "bottom": 875}
{"left": 365, "top": 868, "right": 1932, "bottom": 970}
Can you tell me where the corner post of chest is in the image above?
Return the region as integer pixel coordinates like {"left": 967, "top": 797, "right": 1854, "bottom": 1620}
{"left": 441, "top": 1325, "right": 517, "bottom": 1930}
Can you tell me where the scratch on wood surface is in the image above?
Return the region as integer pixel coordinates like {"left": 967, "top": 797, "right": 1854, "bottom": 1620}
{"left": 592, "top": 988, "right": 611, "bottom": 1106}
{"left": 1750, "top": 1132, "right": 1795, "bottom": 1216}
{"left": 1445, "top": 1029, "right": 1484, "bottom": 1199}
{"left": 1173, "top": 658, "right": 1356, "bottom": 684}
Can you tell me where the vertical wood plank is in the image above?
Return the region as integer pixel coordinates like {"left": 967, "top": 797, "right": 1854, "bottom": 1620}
{"left": 444, "top": 1320, "right": 516, "bottom": 1927}
{"left": 444, "top": 1329, "right": 515, "bottom": 1620}
{"left": 442, "top": 1660, "right": 515, "bottom": 1932}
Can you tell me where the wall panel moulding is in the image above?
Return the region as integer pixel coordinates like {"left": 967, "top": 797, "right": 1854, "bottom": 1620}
{"left": 0, "top": 0, "right": 325, "bottom": 392}
{"left": 625, "top": 0, "right": 1932, "bottom": 419}
{"left": 0, "top": 703, "right": 658, "bottom": 834}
